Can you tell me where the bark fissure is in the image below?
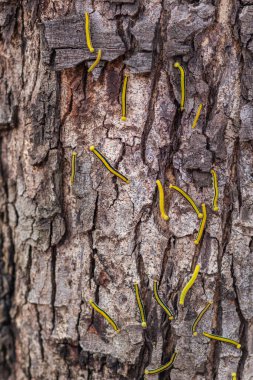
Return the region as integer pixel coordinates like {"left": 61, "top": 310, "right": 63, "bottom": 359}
{"left": 51, "top": 247, "right": 57, "bottom": 333}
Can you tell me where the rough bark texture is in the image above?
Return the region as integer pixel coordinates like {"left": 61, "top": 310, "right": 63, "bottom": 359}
{"left": 0, "top": 0, "right": 253, "bottom": 379}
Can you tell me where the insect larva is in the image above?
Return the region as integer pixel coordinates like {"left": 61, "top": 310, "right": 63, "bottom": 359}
{"left": 179, "top": 264, "right": 201, "bottom": 306}
{"left": 169, "top": 184, "right": 203, "bottom": 219}
{"left": 70, "top": 152, "right": 77, "bottom": 185}
{"left": 202, "top": 332, "right": 241, "bottom": 349}
{"left": 191, "top": 104, "right": 203, "bottom": 129}
{"left": 231, "top": 372, "right": 237, "bottom": 380}
{"left": 210, "top": 169, "right": 219, "bottom": 212}
{"left": 121, "top": 75, "right": 128, "bottom": 121}
{"left": 194, "top": 203, "right": 207, "bottom": 245}
{"left": 134, "top": 282, "right": 147, "bottom": 328}
{"left": 89, "top": 299, "right": 120, "bottom": 333}
{"left": 156, "top": 180, "right": 169, "bottom": 221}
{"left": 174, "top": 62, "right": 185, "bottom": 111}
{"left": 153, "top": 280, "right": 174, "bottom": 320}
{"left": 89, "top": 146, "right": 130, "bottom": 184}
{"left": 144, "top": 351, "right": 178, "bottom": 375}
{"left": 85, "top": 12, "right": 94, "bottom": 53}
{"left": 192, "top": 301, "right": 213, "bottom": 336}
{"left": 88, "top": 49, "right": 102, "bottom": 73}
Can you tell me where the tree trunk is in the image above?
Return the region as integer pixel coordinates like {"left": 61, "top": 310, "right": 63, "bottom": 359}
{"left": 0, "top": 0, "right": 253, "bottom": 379}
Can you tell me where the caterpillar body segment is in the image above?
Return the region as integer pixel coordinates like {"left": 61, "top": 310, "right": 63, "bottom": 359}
{"left": 156, "top": 180, "right": 169, "bottom": 221}
{"left": 194, "top": 203, "right": 207, "bottom": 245}
{"left": 153, "top": 280, "right": 174, "bottom": 320}
{"left": 144, "top": 352, "right": 178, "bottom": 375}
{"left": 210, "top": 169, "right": 219, "bottom": 211}
{"left": 203, "top": 332, "right": 241, "bottom": 349}
{"left": 85, "top": 12, "right": 94, "bottom": 53}
{"left": 121, "top": 75, "right": 128, "bottom": 121}
{"left": 174, "top": 62, "right": 185, "bottom": 111}
{"left": 134, "top": 282, "right": 147, "bottom": 328}
{"left": 89, "top": 300, "right": 120, "bottom": 333}
{"left": 89, "top": 146, "right": 130, "bottom": 183}
{"left": 169, "top": 184, "right": 203, "bottom": 219}
{"left": 231, "top": 373, "right": 237, "bottom": 380}
{"left": 191, "top": 104, "right": 203, "bottom": 129}
{"left": 192, "top": 301, "right": 213, "bottom": 336}
{"left": 70, "top": 152, "right": 77, "bottom": 185}
{"left": 179, "top": 264, "right": 201, "bottom": 306}
{"left": 88, "top": 49, "right": 102, "bottom": 73}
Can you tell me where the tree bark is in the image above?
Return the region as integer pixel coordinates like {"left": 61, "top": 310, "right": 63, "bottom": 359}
{"left": 0, "top": 0, "right": 253, "bottom": 379}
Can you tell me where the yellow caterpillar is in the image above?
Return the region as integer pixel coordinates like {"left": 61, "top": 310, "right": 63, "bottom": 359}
{"left": 153, "top": 280, "right": 174, "bottom": 320}
{"left": 210, "top": 169, "right": 219, "bottom": 211}
{"left": 88, "top": 49, "right": 102, "bottom": 73}
{"left": 90, "top": 146, "right": 130, "bottom": 183}
{"left": 121, "top": 75, "right": 128, "bottom": 121}
{"left": 203, "top": 332, "right": 241, "bottom": 349}
{"left": 70, "top": 152, "right": 77, "bottom": 185}
{"left": 194, "top": 203, "right": 207, "bottom": 245}
{"left": 179, "top": 264, "right": 200, "bottom": 306}
{"left": 89, "top": 300, "right": 120, "bottom": 333}
{"left": 156, "top": 180, "right": 169, "bottom": 221}
{"left": 174, "top": 62, "right": 185, "bottom": 111}
{"left": 169, "top": 184, "right": 203, "bottom": 219}
{"left": 231, "top": 373, "right": 237, "bottom": 380}
{"left": 134, "top": 282, "right": 147, "bottom": 328}
{"left": 144, "top": 352, "right": 177, "bottom": 375}
{"left": 192, "top": 301, "right": 213, "bottom": 336}
{"left": 191, "top": 104, "right": 203, "bottom": 129}
{"left": 85, "top": 12, "right": 94, "bottom": 53}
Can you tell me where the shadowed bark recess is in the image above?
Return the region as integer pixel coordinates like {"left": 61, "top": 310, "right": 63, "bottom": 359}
{"left": 0, "top": 0, "right": 253, "bottom": 379}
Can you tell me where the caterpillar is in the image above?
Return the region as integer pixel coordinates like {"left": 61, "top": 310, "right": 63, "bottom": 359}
{"left": 174, "top": 62, "right": 185, "bottom": 111}
{"left": 85, "top": 13, "right": 94, "bottom": 53}
{"left": 156, "top": 180, "right": 169, "bottom": 221}
{"left": 144, "top": 352, "right": 178, "bottom": 375}
{"left": 192, "top": 301, "right": 213, "bottom": 336}
{"left": 134, "top": 282, "right": 147, "bottom": 328}
{"left": 121, "top": 75, "right": 128, "bottom": 121}
{"left": 89, "top": 146, "right": 130, "bottom": 184}
{"left": 194, "top": 203, "right": 207, "bottom": 245}
{"left": 153, "top": 280, "right": 174, "bottom": 320}
{"left": 89, "top": 299, "right": 120, "bottom": 333}
{"left": 210, "top": 169, "right": 219, "bottom": 212}
{"left": 231, "top": 373, "right": 237, "bottom": 380}
{"left": 179, "top": 264, "right": 201, "bottom": 306}
{"left": 70, "top": 152, "right": 77, "bottom": 185}
{"left": 191, "top": 104, "right": 203, "bottom": 129}
{"left": 202, "top": 332, "right": 241, "bottom": 349}
{"left": 88, "top": 49, "right": 102, "bottom": 73}
{"left": 169, "top": 184, "right": 203, "bottom": 219}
